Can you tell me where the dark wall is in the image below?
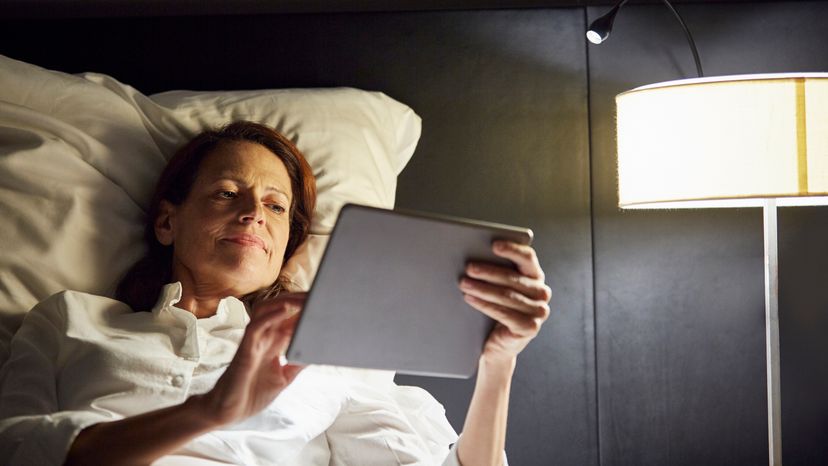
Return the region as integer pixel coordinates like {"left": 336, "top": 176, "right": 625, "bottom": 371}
{"left": 1, "top": 2, "right": 827, "bottom": 465}
{"left": 588, "top": 2, "right": 828, "bottom": 465}
{"left": 383, "top": 11, "right": 596, "bottom": 466}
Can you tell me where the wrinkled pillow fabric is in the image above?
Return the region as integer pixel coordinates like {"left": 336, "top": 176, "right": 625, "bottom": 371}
{"left": 0, "top": 55, "right": 421, "bottom": 364}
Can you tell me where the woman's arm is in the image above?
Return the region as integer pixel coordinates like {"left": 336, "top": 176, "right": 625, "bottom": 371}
{"left": 455, "top": 356, "right": 514, "bottom": 466}
{"left": 455, "top": 241, "right": 552, "bottom": 466}
{"left": 65, "top": 396, "right": 218, "bottom": 466}
{"left": 0, "top": 294, "right": 114, "bottom": 465}
{"left": 65, "top": 294, "right": 306, "bottom": 466}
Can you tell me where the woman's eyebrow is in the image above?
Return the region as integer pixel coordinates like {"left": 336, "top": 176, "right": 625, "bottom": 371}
{"left": 264, "top": 186, "right": 291, "bottom": 200}
{"left": 215, "top": 175, "right": 290, "bottom": 198}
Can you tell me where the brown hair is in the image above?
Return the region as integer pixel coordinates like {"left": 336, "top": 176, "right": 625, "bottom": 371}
{"left": 116, "top": 121, "right": 316, "bottom": 311}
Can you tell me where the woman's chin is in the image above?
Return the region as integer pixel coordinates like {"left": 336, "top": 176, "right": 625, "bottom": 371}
{"left": 219, "top": 256, "right": 281, "bottom": 289}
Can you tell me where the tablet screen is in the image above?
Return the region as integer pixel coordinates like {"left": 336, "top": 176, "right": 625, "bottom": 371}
{"left": 286, "top": 204, "right": 532, "bottom": 378}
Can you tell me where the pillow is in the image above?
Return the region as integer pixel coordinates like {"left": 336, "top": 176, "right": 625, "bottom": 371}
{"left": 0, "top": 54, "right": 421, "bottom": 364}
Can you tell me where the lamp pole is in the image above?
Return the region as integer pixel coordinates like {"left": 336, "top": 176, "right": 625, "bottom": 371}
{"left": 763, "top": 198, "right": 782, "bottom": 465}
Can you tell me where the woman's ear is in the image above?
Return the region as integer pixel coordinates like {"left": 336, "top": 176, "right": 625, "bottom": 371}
{"left": 154, "top": 200, "right": 176, "bottom": 246}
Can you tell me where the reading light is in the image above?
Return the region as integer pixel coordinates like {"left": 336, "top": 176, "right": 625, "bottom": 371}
{"left": 586, "top": 0, "right": 625, "bottom": 45}
{"left": 587, "top": 0, "right": 704, "bottom": 78}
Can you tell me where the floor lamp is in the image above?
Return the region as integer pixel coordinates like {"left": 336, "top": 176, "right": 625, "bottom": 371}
{"left": 615, "top": 73, "right": 828, "bottom": 466}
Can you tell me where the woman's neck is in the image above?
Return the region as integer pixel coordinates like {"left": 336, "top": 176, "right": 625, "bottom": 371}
{"left": 176, "top": 294, "right": 223, "bottom": 319}
{"left": 172, "top": 262, "right": 252, "bottom": 319}
{"left": 172, "top": 269, "right": 245, "bottom": 318}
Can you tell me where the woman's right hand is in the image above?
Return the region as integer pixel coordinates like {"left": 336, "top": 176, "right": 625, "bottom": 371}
{"left": 66, "top": 294, "right": 307, "bottom": 466}
{"left": 194, "top": 292, "right": 307, "bottom": 427}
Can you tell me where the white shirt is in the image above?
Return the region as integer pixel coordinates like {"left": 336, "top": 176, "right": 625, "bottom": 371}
{"left": 0, "top": 282, "right": 480, "bottom": 466}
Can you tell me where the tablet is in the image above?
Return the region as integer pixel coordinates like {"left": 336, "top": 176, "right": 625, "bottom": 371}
{"left": 285, "top": 204, "right": 533, "bottom": 378}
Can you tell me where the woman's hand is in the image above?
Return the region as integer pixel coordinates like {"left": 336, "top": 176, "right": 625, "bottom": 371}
{"left": 459, "top": 241, "right": 551, "bottom": 364}
{"left": 194, "top": 293, "right": 307, "bottom": 427}
{"left": 455, "top": 241, "right": 550, "bottom": 466}
{"left": 67, "top": 294, "right": 307, "bottom": 466}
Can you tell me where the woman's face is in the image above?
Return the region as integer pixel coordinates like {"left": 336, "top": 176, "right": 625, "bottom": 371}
{"left": 155, "top": 140, "right": 293, "bottom": 296}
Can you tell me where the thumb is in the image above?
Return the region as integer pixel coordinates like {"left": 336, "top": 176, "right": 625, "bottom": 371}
{"left": 282, "top": 363, "right": 305, "bottom": 383}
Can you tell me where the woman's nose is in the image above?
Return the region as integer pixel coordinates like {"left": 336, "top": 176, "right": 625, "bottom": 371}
{"left": 239, "top": 200, "right": 265, "bottom": 225}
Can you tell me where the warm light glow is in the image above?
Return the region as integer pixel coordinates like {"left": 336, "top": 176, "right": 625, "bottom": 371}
{"left": 616, "top": 73, "right": 828, "bottom": 209}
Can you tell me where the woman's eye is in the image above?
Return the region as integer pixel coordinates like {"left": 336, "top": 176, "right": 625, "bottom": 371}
{"left": 266, "top": 204, "right": 286, "bottom": 214}
{"left": 218, "top": 191, "right": 237, "bottom": 199}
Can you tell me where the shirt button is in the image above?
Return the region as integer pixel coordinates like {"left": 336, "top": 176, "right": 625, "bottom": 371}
{"left": 171, "top": 375, "right": 185, "bottom": 388}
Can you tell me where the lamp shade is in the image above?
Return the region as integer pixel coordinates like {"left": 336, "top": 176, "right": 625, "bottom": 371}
{"left": 616, "top": 73, "right": 828, "bottom": 209}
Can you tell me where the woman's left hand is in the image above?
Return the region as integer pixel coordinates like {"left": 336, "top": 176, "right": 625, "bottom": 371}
{"left": 459, "top": 240, "right": 552, "bottom": 364}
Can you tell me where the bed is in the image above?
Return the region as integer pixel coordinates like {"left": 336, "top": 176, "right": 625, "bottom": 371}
{"left": 0, "top": 52, "right": 469, "bottom": 465}
{"left": 0, "top": 52, "right": 427, "bottom": 359}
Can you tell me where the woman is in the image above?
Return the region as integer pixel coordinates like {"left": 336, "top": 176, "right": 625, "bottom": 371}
{"left": 0, "top": 122, "right": 551, "bottom": 465}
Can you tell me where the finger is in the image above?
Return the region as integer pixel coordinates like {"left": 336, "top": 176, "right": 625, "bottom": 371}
{"left": 242, "top": 320, "right": 298, "bottom": 370}
{"left": 265, "top": 357, "right": 305, "bottom": 388}
{"left": 465, "top": 262, "right": 552, "bottom": 302}
{"left": 244, "top": 304, "right": 302, "bottom": 350}
{"left": 252, "top": 293, "right": 308, "bottom": 318}
{"left": 491, "top": 241, "right": 544, "bottom": 281}
{"left": 253, "top": 293, "right": 308, "bottom": 314}
{"left": 272, "top": 351, "right": 305, "bottom": 372}
{"left": 282, "top": 364, "right": 305, "bottom": 384}
{"left": 460, "top": 277, "right": 550, "bottom": 320}
{"left": 264, "top": 362, "right": 304, "bottom": 389}
{"left": 463, "top": 294, "right": 544, "bottom": 338}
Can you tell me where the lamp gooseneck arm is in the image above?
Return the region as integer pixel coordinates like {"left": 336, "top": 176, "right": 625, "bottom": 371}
{"left": 660, "top": 0, "right": 704, "bottom": 77}
{"left": 607, "top": 0, "right": 630, "bottom": 22}
{"left": 588, "top": 0, "right": 704, "bottom": 78}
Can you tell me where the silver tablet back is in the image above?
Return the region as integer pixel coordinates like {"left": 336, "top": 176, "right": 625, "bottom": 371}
{"left": 286, "top": 204, "right": 533, "bottom": 378}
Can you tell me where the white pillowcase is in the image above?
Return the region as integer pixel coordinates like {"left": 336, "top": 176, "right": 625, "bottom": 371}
{"left": 0, "top": 55, "right": 421, "bottom": 364}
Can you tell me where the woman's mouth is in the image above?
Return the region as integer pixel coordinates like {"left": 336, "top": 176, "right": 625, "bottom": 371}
{"left": 222, "top": 234, "right": 267, "bottom": 252}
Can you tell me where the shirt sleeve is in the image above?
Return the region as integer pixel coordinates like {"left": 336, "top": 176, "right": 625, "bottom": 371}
{"left": 326, "top": 374, "right": 509, "bottom": 466}
{"left": 442, "top": 442, "right": 463, "bottom": 466}
{"left": 441, "top": 438, "right": 510, "bottom": 466}
{"left": 0, "top": 293, "right": 109, "bottom": 466}
{"left": 326, "top": 375, "right": 457, "bottom": 465}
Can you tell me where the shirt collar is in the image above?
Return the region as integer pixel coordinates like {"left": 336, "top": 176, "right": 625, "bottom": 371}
{"left": 153, "top": 282, "right": 184, "bottom": 312}
{"left": 151, "top": 282, "right": 251, "bottom": 328}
